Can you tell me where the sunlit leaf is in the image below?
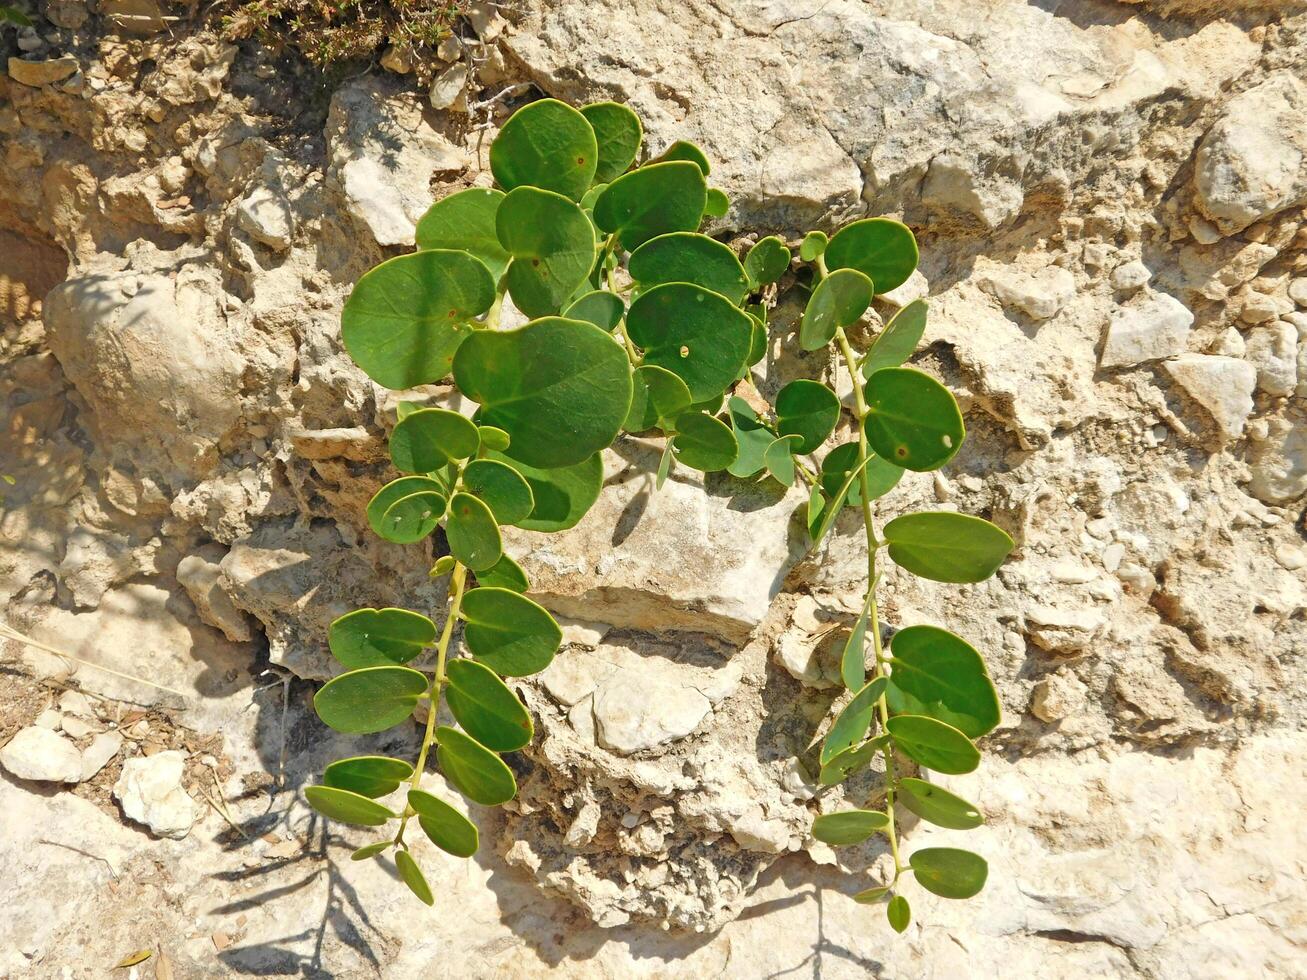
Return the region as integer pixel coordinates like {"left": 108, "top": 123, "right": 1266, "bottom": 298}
{"left": 415, "top": 188, "right": 509, "bottom": 278}
{"left": 775, "top": 379, "right": 839, "bottom": 453}
{"left": 812, "top": 809, "right": 890, "bottom": 846}
{"left": 409, "top": 788, "right": 479, "bottom": 857}
{"left": 323, "top": 755, "right": 414, "bottom": 798}
{"left": 910, "top": 847, "right": 988, "bottom": 900}
{"left": 445, "top": 658, "right": 533, "bottom": 751}
{"left": 390, "top": 408, "right": 480, "bottom": 473}
{"left": 626, "top": 283, "right": 753, "bottom": 402}
{"left": 821, "top": 676, "right": 887, "bottom": 764}
{"left": 435, "top": 726, "right": 517, "bottom": 806}
{"left": 887, "top": 895, "right": 911, "bottom": 932}
{"left": 744, "top": 236, "right": 791, "bottom": 289}
{"left": 885, "top": 714, "right": 979, "bottom": 775}
{"left": 485, "top": 449, "right": 604, "bottom": 533}
{"left": 580, "top": 101, "right": 642, "bottom": 184}
{"left": 887, "top": 625, "right": 1000, "bottom": 738}
{"left": 313, "top": 666, "right": 429, "bottom": 734}
{"left": 763, "top": 434, "right": 803, "bottom": 486}
{"left": 460, "top": 587, "right": 562, "bottom": 676}
{"left": 863, "top": 367, "right": 964, "bottom": 471}
{"left": 670, "top": 411, "right": 737, "bottom": 472}
{"left": 896, "top": 777, "right": 984, "bottom": 830}
{"left": 800, "top": 268, "right": 872, "bottom": 351}
{"left": 497, "top": 187, "right": 597, "bottom": 317}
{"left": 629, "top": 232, "right": 749, "bottom": 304}
{"left": 625, "top": 364, "right": 693, "bottom": 432}
{"left": 726, "top": 397, "right": 773, "bottom": 479}
{"left": 882, "top": 512, "right": 1014, "bottom": 583}
{"left": 446, "top": 492, "right": 502, "bottom": 571}
{"left": 395, "top": 848, "right": 434, "bottom": 905}
{"left": 593, "top": 161, "right": 707, "bottom": 250}
{"left": 474, "top": 552, "right": 530, "bottom": 593}
{"left": 862, "top": 299, "right": 927, "bottom": 377}
{"left": 489, "top": 98, "right": 597, "bottom": 200}
{"left": 462, "top": 459, "right": 535, "bottom": 526}
{"left": 564, "top": 290, "right": 625, "bottom": 331}
{"left": 329, "top": 608, "right": 436, "bottom": 669}
{"left": 825, "top": 217, "right": 918, "bottom": 295}
{"left": 304, "top": 785, "right": 396, "bottom": 825}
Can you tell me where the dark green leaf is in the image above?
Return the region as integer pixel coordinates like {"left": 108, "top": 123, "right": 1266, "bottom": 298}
{"left": 910, "top": 847, "right": 988, "bottom": 900}
{"left": 409, "top": 789, "right": 479, "bottom": 857}
{"left": 626, "top": 283, "right": 753, "bottom": 402}
{"left": 390, "top": 408, "right": 480, "bottom": 473}
{"left": 474, "top": 552, "right": 530, "bottom": 593}
{"left": 580, "top": 101, "right": 642, "bottom": 184}
{"left": 651, "top": 139, "right": 710, "bottom": 175}
{"left": 486, "top": 449, "right": 604, "bottom": 532}
{"left": 365, "top": 480, "right": 447, "bottom": 543}
{"left": 821, "top": 676, "right": 888, "bottom": 765}
{"left": 323, "top": 756, "right": 413, "bottom": 798}
{"left": 341, "top": 250, "right": 495, "bottom": 390}
{"left": 825, "top": 218, "right": 919, "bottom": 294}
{"left": 314, "top": 666, "right": 429, "bottom": 734}
{"left": 799, "top": 231, "right": 828, "bottom": 261}
{"left": 800, "top": 268, "right": 872, "bottom": 351}
{"left": 305, "top": 785, "right": 395, "bottom": 826}
{"left": 460, "top": 586, "right": 562, "bottom": 676}
{"left": 862, "top": 299, "right": 927, "bottom": 377}
{"left": 380, "top": 491, "right": 446, "bottom": 544}
{"left": 775, "top": 379, "right": 840, "bottom": 453}
{"left": 593, "top": 161, "right": 707, "bottom": 250}
{"left": 887, "top": 895, "right": 911, "bottom": 932}
{"left": 489, "top": 98, "right": 597, "bottom": 200}
{"left": 445, "top": 658, "right": 533, "bottom": 751}
{"left": 812, "top": 809, "right": 890, "bottom": 846}
{"left": 818, "top": 735, "right": 887, "bottom": 786}
{"left": 625, "top": 364, "right": 693, "bottom": 432}
{"left": 863, "top": 367, "right": 964, "bottom": 471}
{"left": 744, "top": 304, "right": 768, "bottom": 367}
{"left": 435, "top": 726, "right": 517, "bottom": 806}
{"left": 726, "top": 396, "right": 774, "bottom": 478}
{"left": 446, "top": 492, "right": 502, "bottom": 571}
{"left": 886, "top": 714, "right": 979, "bottom": 775}
{"left": 415, "top": 188, "right": 509, "bottom": 278}
{"left": 462, "top": 459, "right": 535, "bottom": 526}
{"left": 329, "top": 608, "right": 436, "bottom": 669}
{"left": 395, "top": 848, "right": 434, "bottom": 905}
{"left": 564, "top": 290, "right": 625, "bottom": 331}
{"left": 840, "top": 600, "right": 870, "bottom": 691}
{"left": 896, "top": 777, "right": 984, "bottom": 830}
{"left": 629, "top": 233, "right": 750, "bottom": 305}
{"left": 818, "top": 444, "right": 903, "bottom": 512}
{"left": 887, "top": 625, "right": 1000, "bottom": 738}
{"left": 497, "top": 187, "right": 597, "bottom": 317}
{"left": 882, "top": 512, "right": 1014, "bottom": 583}
{"left": 744, "top": 236, "right": 791, "bottom": 289}
{"left": 763, "top": 434, "right": 803, "bottom": 486}
{"left": 704, "top": 188, "right": 730, "bottom": 217}
{"left": 671, "top": 411, "right": 737, "bottom": 472}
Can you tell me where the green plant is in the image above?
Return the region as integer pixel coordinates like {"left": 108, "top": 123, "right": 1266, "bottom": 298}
{"left": 308, "top": 97, "right": 1014, "bottom": 930}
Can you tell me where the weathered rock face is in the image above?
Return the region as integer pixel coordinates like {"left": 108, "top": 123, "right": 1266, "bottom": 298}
{"left": 2, "top": 0, "right": 1306, "bottom": 975}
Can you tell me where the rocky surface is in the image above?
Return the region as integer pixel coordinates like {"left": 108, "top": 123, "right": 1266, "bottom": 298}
{"left": 1, "top": 0, "right": 1305, "bottom": 976}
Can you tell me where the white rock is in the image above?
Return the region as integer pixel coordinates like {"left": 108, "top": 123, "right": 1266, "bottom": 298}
{"left": 428, "top": 61, "right": 468, "bottom": 111}
{"left": 34, "top": 708, "right": 61, "bottom": 729}
{"left": 1209, "top": 326, "right": 1246, "bottom": 357}
{"left": 1288, "top": 278, "right": 1307, "bottom": 307}
{"left": 1110, "top": 260, "right": 1151, "bottom": 291}
{"left": 981, "top": 265, "right": 1076, "bottom": 321}
{"left": 878, "top": 269, "right": 929, "bottom": 309}
{"left": 1244, "top": 321, "right": 1298, "bottom": 396}
{"left": 1249, "top": 420, "right": 1307, "bottom": 504}
{"left": 235, "top": 184, "right": 293, "bottom": 251}
{"left": 79, "top": 731, "right": 123, "bottom": 781}
{"left": 1099, "top": 289, "right": 1193, "bottom": 368}
{"left": 177, "top": 546, "right": 252, "bottom": 642}
{"left": 112, "top": 751, "right": 197, "bottom": 839}
{"left": 59, "top": 714, "right": 99, "bottom": 739}
{"left": 1164, "top": 354, "right": 1256, "bottom": 442}
{"left": 0, "top": 727, "right": 83, "bottom": 783}
{"left": 592, "top": 672, "right": 711, "bottom": 755}
{"left": 1239, "top": 291, "right": 1287, "bottom": 325}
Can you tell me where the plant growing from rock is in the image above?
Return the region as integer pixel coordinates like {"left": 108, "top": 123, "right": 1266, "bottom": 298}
{"left": 306, "top": 96, "right": 1013, "bottom": 929}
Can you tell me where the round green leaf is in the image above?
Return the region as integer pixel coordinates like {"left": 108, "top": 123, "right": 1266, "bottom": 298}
{"left": 475, "top": 553, "right": 530, "bottom": 593}
{"left": 910, "top": 847, "right": 988, "bottom": 900}
{"left": 329, "top": 608, "right": 436, "bottom": 669}
{"left": 580, "top": 101, "right": 642, "bottom": 184}
{"left": 454, "top": 317, "right": 632, "bottom": 468}
{"left": 409, "top": 788, "right": 479, "bottom": 858}
{"left": 415, "top": 188, "right": 509, "bottom": 279}
{"left": 380, "top": 491, "right": 446, "bottom": 544}
{"left": 704, "top": 187, "right": 730, "bottom": 217}
{"left": 626, "top": 283, "right": 753, "bottom": 402}
{"left": 862, "top": 299, "right": 927, "bottom": 378}
{"left": 799, "top": 231, "right": 828, "bottom": 261}
{"left": 629, "top": 233, "right": 750, "bottom": 305}
{"left": 461, "top": 586, "right": 562, "bottom": 676}
{"left": 593, "top": 161, "right": 707, "bottom": 250}
{"left": 314, "top": 665, "right": 429, "bottom": 734}
{"left": 625, "top": 364, "right": 694, "bottom": 432}
{"left": 477, "top": 425, "right": 511, "bottom": 452}
{"left": 726, "top": 396, "right": 773, "bottom": 478}
{"left": 764, "top": 434, "right": 803, "bottom": 486}
{"left": 885, "top": 714, "right": 979, "bottom": 775}
{"left": 775, "top": 379, "right": 840, "bottom": 453}
{"left": 863, "top": 367, "right": 964, "bottom": 471}
{"left": 462, "top": 459, "right": 535, "bottom": 526}
{"left": 304, "top": 785, "right": 395, "bottom": 826}
{"left": 819, "top": 444, "right": 903, "bottom": 511}
{"left": 812, "top": 809, "right": 890, "bottom": 846}
{"left": 887, "top": 895, "right": 911, "bottom": 933}
{"left": 564, "top": 290, "right": 624, "bottom": 332}
{"left": 744, "top": 236, "right": 791, "bottom": 289}
{"left": 497, "top": 187, "right": 597, "bottom": 317}
{"left": 390, "top": 408, "right": 480, "bottom": 473}
{"left": 882, "top": 512, "right": 1014, "bottom": 583}
{"left": 445, "top": 658, "right": 533, "bottom": 752}
{"left": 395, "top": 848, "right": 434, "bottom": 905}
{"left": 652, "top": 139, "right": 711, "bottom": 175}
{"left": 821, "top": 676, "right": 888, "bottom": 765}
{"left": 446, "top": 492, "right": 502, "bottom": 571}
{"left": 341, "top": 250, "right": 495, "bottom": 390}
{"left": 671, "top": 411, "right": 738, "bottom": 472}
{"left": 323, "top": 756, "right": 414, "bottom": 798}
{"left": 489, "top": 98, "right": 597, "bottom": 200}
{"left": 825, "top": 218, "right": 919, "bottom": 294}
{"left": 485, "top": 449, "right": 603, "bottom": 533}
{"left": 818, "top": 735, "right": 886, "bottom": 786}
{"left": 801, "top": 268, "right": 873, "bottom": 351}
{"left": 435, "top": 725, "right": 517, "bottom": 806}
{"left": 897, "top": 777, "right": 984, "bottom": 830}
{"left": 351, "top": 841, "right": 392, "bottom": 861}
{"left": 888, "top": 625, "right": 1000, "bottom": 738}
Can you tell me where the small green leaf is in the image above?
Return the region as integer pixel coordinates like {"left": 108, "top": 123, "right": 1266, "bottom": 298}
{"left": 314, "top": 666, "right": 429, "bottom": 734}
{"left": 446, "top": 492, "right": 502, "bottom": 571}
{"left": 629, "top": 232, "right": 750, "bottom": 305}
{"left": 395, "top": 400, "right": 423, "bottom": 421}
{"left": 350, "top": 841, "right": 392, "bottom": 861}
{"left": 460, "top": 587, "right": 562, "bottom": 676}
{"left": 775, "top": 379, "right": 840, "bottom": 453}
{"left": 580, "top": 101, "right": 642, "bottom": 184}
{"left": 380, "top": 491, "right": 446, "bottom": 543}
{"left": 390, "top": 408, "right": 480, "bottom": 473}
{"left": 462, "top": 459, "right": 535, "bottom": 526}
{"left": 329, "top": 608, "right": 436, "bottom": 669}
{"left": 818, "top": 736, "right": 887, "bottom": 786}
{"left": 853, "top": 885, "right": 890, "bottom": 904}
{"left": 763, "top": 434, "right": 803, "bottom": 486}
{"left": 799, "top": 231, "right": 828, "bottom": 261}
{"left": 818, "top": 444, "right": 904, "bottom": 511}
{"left": 323, "top": 756, "right": 414, "bottom": 798}
{"left": 671, "top": 411, "right": 738, "bottom": 472}
{"left": 863, "top": 367, "right": 964, "bottom": 471}
{"left": 445, "top": 659, "right": 533, "bottom": 752}
{"left": 704, "top": 187, "right": 730, "bottom": 217}
{"left": 887, "top": 895, "right": 911, "bottom": 933}
{"left": 564, "top": 290, "right": 625, "bottom": 331}
{"left": 475, "top": 552, "right": 530, "bottom": 593}
{"left": 415, "top": 188, "right": 509, "bottom": 278}
{"left": 896, "top": 777, "right": 984, "bottom": 830}
{"left": 341, "top": 250, "right": 495, "bottom": 390}
{"left": 395, "top": 848, "right": 434, "bottom": 905}
{"left": 825, "top": 218, "right": 918, "bottom": 294}
{"left": 821, "top": 676, "right": 888, "bottom": 765}
{"left": 489, "top": 98, "right": 598, "bottom": 200}
{"left": 409, "top": 789, "right": 479, "bottom": 857}
{"left": 626, "top": 283, "right": 753, "bottom": 402}
{"left": 497, "top": 187, "right": 597, "bottom": 317}
{"left": 840, "top": 601, "right": 871, "bottom": 691}
{"left": 454, "top": 317, "right": 633, "bottom": 468}
{"left": 744, "top": 236, "right": 791, "bottom": 289}
{"left": 726, "top": 397, "right": 774, "bottom": 479}
{"left": 910, "top": 847, "right": 988, "bottom": 900}
{"left": 435, "top": 726, "right": 517, "bottom": 806}
{"left": 485, "top": 449, "right": 604, "bottom": 533}
{"left": 886, "top": 714, "right": 980, "bottom": 775}
{"left": 304, "top": 785, "right": 395, "bottom": 826}
{"left": 477, "top": 425, "right": 511, "bottom": 452}
{"left": 882, "top": 512, "right": 1014, "bottom": 583}
{"left": 593, "top": 161, "right": 707, "bottom": 250}
{"left": 656, "top": 439, "right": 674, "bottom": 489}
{"left": 862, "top": 299, "right": 927, "bottom": 377}
{"left": 651, "top": 139, "right": 710, "bottom": 175}
{"left": 887, "top": 625, "right": 1000, "bottom": 738}
{"left": 744, "top": 304, "right": 768, "bottom": 367}
{"left": 625, "top": 364, "right": 694, "bottom": 432}
{"left": 812, "top": 809, "right": 890, "bottom": 846}
{"left": 430, "top": 555, "right": 457, "bottom": 579}
{"left": 800, "top": 268, "right": 872, "bottom": 351}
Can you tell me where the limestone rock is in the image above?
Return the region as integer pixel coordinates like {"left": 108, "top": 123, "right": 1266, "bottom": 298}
{"left": 0, "top": 727, "right": 83, "bottom": 783}
{"left": 1164, "top": 354, "right": 1256, "bottom": 442}
{"left": 177, "top": 546, "right": 253, "bottom": 642}
{"left": 79, "top": 731, "right": 124, "bottom": 781}
{"left": 1100, "top": 290, "right": 1193, "bottom": 368}
{"left": 1110, "top": 260, "right": 1151, "bottom": 292}
{"left": 1244, "top": 321, "right": 1298, "bottom": 397}
{"left": 7, "top": 56, "right": 78, "bottom": 87}
{"left": 428, "top": 61, "right": 468, "bottom": 111}
{"left": 980, "top": 265, "right": 1076, "bottom": 321}
{"left": 236, "top": 184, "right": 294, "bottom": 250}
{"left": 112, "top": 751, "right": 197, "bottom": 839}
{"left": 1249, "top": 419, "right": 1307, "bottom": 504}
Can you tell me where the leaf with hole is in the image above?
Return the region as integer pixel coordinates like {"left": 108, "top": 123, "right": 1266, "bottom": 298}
{"left": 445, "top": 493, "right": 502, "bottom": 571}
{"left": 475, "top": 552, "right": 530, "bottom": 593}
{"left": 593, "top": 161, "right": 707, "bottom": 250}
{"left": 497, "top": 187, "right": 597, "bottom": 317}
{"left": 882, "top": 512, "right": 1014, "bottom": 583}
{"left": 825, "top": 217, "right": 919, "bottom": 294}
{"left": 863, "top": 367, "right": 964, "bottom": 471}
{"left": 887, "top": 895, "right": 911, "bottom": 933}
{"left": 818, "top": 735, "right": 887, "bottom": 786}
{"left": 775, "top": 379, "right": 840, "bottom": 453}
{"left": 323, "top": 756, "right": 414, "bottom": 798}
{"left": 390, "top": 408, "right": 479, "bottom": 473}
{"left": 885, "top": 714, "right": 979, "bottom": 775}
{"left": 490, "top": 98, "right": 597, "bottom": 200}
{"left": 671, "top": 411, "right": 737, "bottom": 472}
{"left": 314, "top": 665, "right": 429, "bottom": 734}
{"left": 454, "top": 317, "right": 632, "bottom": 468}
{"left": 626, "top": 283, "right": 753, "bottom": 402}
{"left": 744, "top": 236, "right": 791, "bottom": 289}
{"left": 629, "top": 233, "right": 750, "bottom": 305}
{"left": 435, "top": 726, "right": 517, "bottom": 806}
{"left": 462, "top": 459, "right": 535, "bottom": 526}
{"left": 763, "top": 434, "right": 803, "bottom": 486}
{"left": 910, "top": 847, "right": 988, "bottom": 900}
{"left": 821, "top": 676, "right": 888, "bottom": 765}
{"left": 409, "top": 788, "right": 479, "bottom": 858}
{"left": 485, "top": 449, "right": 604, "bottom": 533}
{"left": 445, "top": 659, "right": 533, "bottom": 752}
{"left": 862, "top": 299, "right": 927, "bottom": 377}
{"left": 415, "top": 188, "right": 509, "bottom": 279}
{"left": 304, "top": 785, "right": 395, "bottom": 826}
{"left": 341, "top": 250, "right": 494, "bottom": 390}
{"left": 800, "top": 231, "right": 828, "bottom": 261}
{"left": 801, "top": 268, "right": 873, "bottom": 351}
{"left": 460, "top": 587, "right": 562, "bottom": 676}
{"left": 896, "top": 777, "right": 984, "bottom": 830}
{"left": 564, "top": 290, "right": 624, "bottom": 332}
{"left": 726, "top": 397, "right": 774, "bottom": 478}
{"left": 580, "top": 101, "right": 642, "bottom": 184}
{"left": 625, "top": 364, "right": 694, "bottom": 432}
{"left": 329, "top": 608, "right": 436, "bottom": 669}
{"left": 812, "top": 809, "right": 890, "bottom": 846}
{"left": 887, "top": 625, "right": 1000, "bottom": 738}
{"left": 395, "top": 848, "right": 434, "bottom": 905}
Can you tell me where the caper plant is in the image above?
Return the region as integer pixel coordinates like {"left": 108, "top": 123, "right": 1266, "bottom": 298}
{"left": 305, "top": 96, "right": 1013, "bottom": 930}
